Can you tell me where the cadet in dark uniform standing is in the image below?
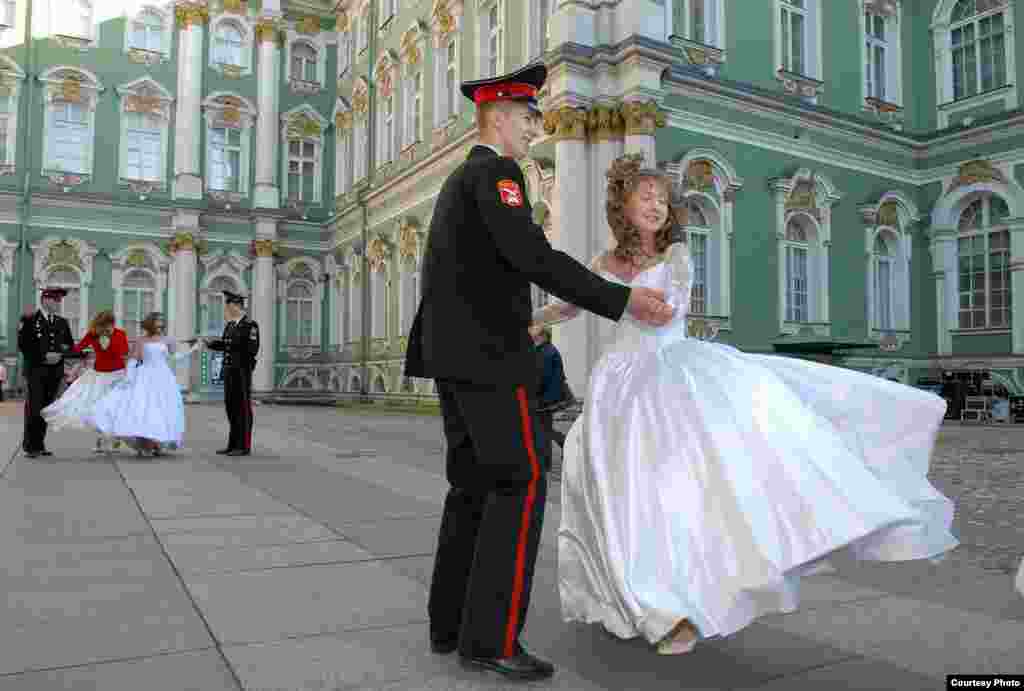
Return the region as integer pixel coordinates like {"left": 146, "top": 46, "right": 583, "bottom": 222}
{"left": 18, "top": 287, "right": 78, "bottom": 458}
{"left": 204, "top": 291, "right": 259, "bottom": 456}
{"left": 404, "top": 63, "right": 675, "bottom": 681}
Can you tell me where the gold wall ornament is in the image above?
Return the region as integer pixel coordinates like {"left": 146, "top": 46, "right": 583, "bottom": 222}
{"left": 335, "top": 110, "right": 353, "bottom": 131}
{"left": 288, "top": 114, "right": 322, "bottom": 139}
{"left": 586, "top": 105, "right": 625, "bottom": 141}
{"left": 221, "top": 105, "right": 241, "bottom": 126}
{"left": 620, "top": 101, "right": 667, "bottom": 136}
{"left": 367, "top": 236, "right": 389, "bottom": 271}
{"left": 336, "top": 10, "right": 350, "bottom": 32}
{"left": 786, "top": 180, "right": 817, "bottom": 211}
{"left": 543, "top": 107, "right": 588, "bottom": 141}
{"left": 46, "top": 240, "right": 83, "bottom": 269}
{"left": 878, "top": 201, "right": 900, "bottom": 228}
{"left": 254, "top": 20, "right": 278, "bottom": 43}
{"left": 126, "top": 249, "right": 149, "bottom": 268}
{"left": 398, "top": 220, "right": 421, "bottom": 264}
{"left": 0, "top": 75, "right": 13, "bottom": 97}
{"left": 175, "top": 3, "right": 209, "bottom": 29}
{"left": 125, "top": 93, "right": 163, "bottom": 115}
{"left": 352, "top": 85, "right": 369, "bottom": 117}
{"left": 59, "top": 76, "right": 83, "bottom": 103}
{"left": 222, "top": 0, "right": 245, "bottom": 14}
{"left": 169, "top": 231, "right": 196, "bottom": 253}
{"left": 252, "top": 239, "right": 276, "bottom": 257}
{"left": 683, "top": 160, "right": 715, "bottom": 191}
{"left": 432, "top": 3, "right": 454, "bottom": 36}
{"left": 947, "top": 159, "right": 1008, "bottom": 195}
{"left": 400, "top": 26, "right": 424, "bottom": 66}
{"left": 296, "top": 16, "right": 320, "bottom": 35}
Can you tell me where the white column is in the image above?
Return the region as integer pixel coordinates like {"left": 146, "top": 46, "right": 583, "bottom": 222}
{"left": 547, "top": 106, "right": 593, "bottom": 396}
{"left": 254, "top": 21, "right": 281, "bottom": 208}
{"left": 169, "top": 225, "right": 198, "bottom": 392}
{"left": 252, "top": 218, "right": 277, "bottom": 392}
{"left": 930, "top": 227, "right": 955, "bottom": 356}
{"left": 720, "top": 194, "right": 735, "bottom": 319}
{"left": 173, "top": 5, "right": 207, "bottom": 200}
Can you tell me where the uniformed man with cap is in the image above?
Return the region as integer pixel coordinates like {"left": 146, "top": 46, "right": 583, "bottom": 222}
{"left": 404, "top": 62, "right": 675, "bottom": 681}
{"left": 18, "top": 287, "right": 81, "bottom": 458}
{"left": 203, "top": 291, "right": 259, "bottom": 456}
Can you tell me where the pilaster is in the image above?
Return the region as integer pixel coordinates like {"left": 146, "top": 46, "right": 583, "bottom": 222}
{"left": 169, "top": 210, "right": 201, "bottom": 392}
{"left": 173, "top": 2, "right": 209, "bottom": 200}
{"left": 1008, "top": 218, "right": 1024, "bottom": 353}
{"left": 254, "top": 19, "right": 282, "bottom": 208}
{"left": 929, "top": 225, "right": 956, "bottom": 356}
{"left": 621, "top": 99, "right": 666, "bottom": 165}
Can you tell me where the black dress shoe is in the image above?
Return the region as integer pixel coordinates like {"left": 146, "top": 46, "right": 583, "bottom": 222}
{"left": 226, "top": 449, "right": 250, "bottom": 457}
{"left": 215, "top": 448, "right": 233, "bottom": 455}
{"left": 40, "top": 450, "right": 53, "bottom": 456}
{"left": 24, "top": 451, "right": 40, "bottom": 459}
{"left": 430, "top": 638, "right": 458, "bottom": 655}
{"left": 459, "top": 645, "right": 555, "bottom": 681}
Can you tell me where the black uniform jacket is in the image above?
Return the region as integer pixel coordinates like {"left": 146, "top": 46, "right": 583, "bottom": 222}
{"left": 207, "top": 315, "right": 260, "bottom": 369}
{"left": 18, "top": 310, "right": 75, "bottom": 368}
{"left": 405, "top": 145, "right": 631, "bottom": 388}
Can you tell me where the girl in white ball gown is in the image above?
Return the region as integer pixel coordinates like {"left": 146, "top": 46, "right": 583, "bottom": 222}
{"left": 87, "top": 312, "right": 199, "bottom": 457}
{"left": 532, "top": 154, "right": 958, "bottom": 655}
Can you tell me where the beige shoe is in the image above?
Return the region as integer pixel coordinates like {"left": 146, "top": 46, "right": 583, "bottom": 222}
{"left": 655, "top": 620, "right": 698, "bottom": 656}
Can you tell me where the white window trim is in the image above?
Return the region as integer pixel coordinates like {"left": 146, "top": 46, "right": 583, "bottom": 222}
{"left": 0, "top": 0, "right": 16, "bottom": 31}
{"left": 57, "top": 0, "right": 94, "bottom": 42}
{"left": 526, "top": 0, "right": 557, "bottom": 60}
{"left": 931, "top": 0, "right": 1017, "bottom": 128}
{"left": 352, "top": 78, "right": 370, "bottom": 181}
{"left": 680, "top": 0, "right": 726, "bottom": 48}
{"left": 338, "top": 28, "right": 352, "bottom": 76}
{"left": 276, "top": 257, "right": 325, "bottom": 349}
{"left": 358, "top": 1, "right": 371, "bottom": 55}
{"left": 861, "top": 193, "right": 918, "bottom": 344}
{"left": 403, "top": 67, "right": 423, "bottom": 148}
{"left": 0, "top": 56, "right": 25, "bottom": 170}
{"left": 201, "top": 92, "right": 256, "bottom": 196}
{"left": 955, "top": 196, "right": 1012, "bottom": 330}
{"left": 30, "top": 236, "right": 98, "bottom": 334}
{"left": 477, "top": 0, "right": 504, "bottom": 79}
{"left": 434, "top": 35, "right": 460, "bottom": 126}
{"left": 199, "top": 251, "right": 251, "bottom": 337}
{"left": 39, "top": 66, "right": 104, "bottom": 178}
{"left": 110, "top": 243, "right": 171, "bottom": 333}
{"left": 284, "top": 279, "right": 317, "bottom": 345}
{"left": 773, "top": 0, "right": 822, "bottom": 79}
{"left": 116, "top": 76, "right": 174, "bottom": 187}
{"left": 346, "top": 252, "right": 361, "bottom": 344}
{"left": 0, "top": 237, "right": 15, "bottom": 345}
{"left": 209, "top": 16, "right": 254, "bottom": 77}
{"left": 280, "top": 105, "right": 328, "bottom": 205}
{"left": 860, "top": 0, "right": 903, "bottom": 107}
{"left": 122, "top": 5, "right": 173, "bottom": 61}
{"left": 371, "top": 262, "right": 389, "bottom": 339}
{"left": 770, "top": 169, "right": 842, "bottom": 336}
{"left": 284, "top": 32, "right": 328, "bottom": 89}
{"left": 375, "top": 50, "right": 400, "bottom": 166}
{"left": 379, "top": 0, "right": 398, "bottom": 28}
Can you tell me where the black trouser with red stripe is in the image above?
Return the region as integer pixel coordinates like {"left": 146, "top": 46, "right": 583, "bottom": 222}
{"left": 429, "top": 379, "right": 551, "bottom": 659}
{"left": 223, "top": 365, "right": 254, "bottom": 451}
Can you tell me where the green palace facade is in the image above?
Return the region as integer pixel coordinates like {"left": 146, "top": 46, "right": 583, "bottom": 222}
{"left": 0, "top": 0, "right": 1023, "bottom": 412}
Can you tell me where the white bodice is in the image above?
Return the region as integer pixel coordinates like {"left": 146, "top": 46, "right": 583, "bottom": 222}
{"left": 598, "top": 260, "right": 691, "bottom": 355}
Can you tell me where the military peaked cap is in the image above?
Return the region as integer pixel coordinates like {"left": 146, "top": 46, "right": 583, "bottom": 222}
{"left": 460, "top": 62, "right": 547, "bottom": 114}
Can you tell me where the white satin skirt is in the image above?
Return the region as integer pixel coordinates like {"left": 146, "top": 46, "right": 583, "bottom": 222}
{"left": 558, "top": 336, "right": 959, "bottom": 645}
{"left": 42, "top": 369, "right": 126, "bottom": 432}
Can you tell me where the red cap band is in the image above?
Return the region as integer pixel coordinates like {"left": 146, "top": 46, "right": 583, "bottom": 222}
{"left": 473, "top": 82, "right": 537, "bottom": 105}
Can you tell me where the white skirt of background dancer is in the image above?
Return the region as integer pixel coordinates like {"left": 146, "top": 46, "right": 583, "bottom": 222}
{"left": 42, "top": 366, "right": 127, "bottom": 432}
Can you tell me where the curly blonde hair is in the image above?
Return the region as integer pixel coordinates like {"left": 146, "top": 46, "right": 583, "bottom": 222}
{"left": 605, "top": 154, "right": 687, "bottom": 264}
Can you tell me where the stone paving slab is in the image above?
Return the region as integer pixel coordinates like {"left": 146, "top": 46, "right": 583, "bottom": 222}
{"left": 183, "top": 560, "right": 430, "bottom": 646}
{"left": 164, "top": 537, "right": 374, "bottom": 576}
{"left": 151, "top": 513, "right": 338, "bottom": 543}
{"left": 0, "top": 533, "right": 214, "bottom": 676}
{"left": 731, "top": 656, "right": 938, "bottom": 691}
{"left": 0, "top": 649, "right": 239, "bottom": 691}
{"left": 337, "top": 517, "right": 441, "bottom": 560}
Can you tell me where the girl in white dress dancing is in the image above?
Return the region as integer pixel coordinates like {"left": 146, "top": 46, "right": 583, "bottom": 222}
{"left": 531, "top": 154, "right": 958, "bottom": 655}
{"left": 87, "top": 312, "right": 199, "bottom": 457}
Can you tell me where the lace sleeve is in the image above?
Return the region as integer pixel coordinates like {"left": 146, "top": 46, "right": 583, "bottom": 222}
{"left": 530, "top": 253, "right": 607, "bottom": 327}
{"left": 665, "top": 242, "right": 693, "bottom": 312}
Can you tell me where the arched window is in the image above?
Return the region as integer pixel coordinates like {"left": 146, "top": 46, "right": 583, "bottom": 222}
{"left": 206, "top": 275, "right": 236, "bottom": 335}
{"left": 957, "top": 194, "right": 1011, "bottom": 329}
{"left": 682, "top": 200, "right": 709, "bottom": 316}
{"left": 873, "top": 234, "right": 894, "bottom": 331}
{"left": 48, "top": 101, "right": 90, "bottom": 173}
{"left": 214, "top": 23, "right": 244, "bottom": 67}
{"left": 950, "top": 0, "right": 1008, "bottom": 100}
{"left": 286, "top": 281, "right": 315, "bottom": 345}
{"left": 129, "top": 11, "right": 163, "bottom": 53}
{"left": 121, "top": 269, "right": 157, "bottom": 337}
{"left": 784, "top": 218, "right": 810, "bottom": 323}
{"left": 290, "top": 42, "right": 317, "bottom": 82}
{"left": 373, "top": 374, "right": 386, "bottom": 393}
{"left": 47, "top": 268, "right": 82, "bottom": 336}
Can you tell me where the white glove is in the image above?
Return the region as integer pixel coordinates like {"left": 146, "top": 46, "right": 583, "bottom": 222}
{"left": 44, "top": 352, "right": 62, "bottom": 364}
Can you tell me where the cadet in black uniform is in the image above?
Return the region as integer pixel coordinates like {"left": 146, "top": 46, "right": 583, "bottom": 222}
{"left": 404, "top": 63, "right": 675, "bottom": 681}
{"left": 204, "top": 291, "right": 259, "bottom": 456}
{"left": 18, "top": 287, "right": 80, "bottom": 458}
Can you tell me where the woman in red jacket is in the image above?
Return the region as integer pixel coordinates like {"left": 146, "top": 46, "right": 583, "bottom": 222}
{"left": 42, "top": 310, "right": 130, "bottom": 454}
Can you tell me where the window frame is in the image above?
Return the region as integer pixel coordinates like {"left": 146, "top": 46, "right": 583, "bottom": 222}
{"left": 956, "top": 195, "right": 1012, "bottom": 330}
{"left": 285, "top": 280, "right": 316, "bottom": 346}
{"left": 116, "top": 77, "right": 173, "bottom": 187}
{"left": 478, "top": 0, "right": 504, "bottom": 79}
{"left": 280, "top": 106, "right": 328, "bottom": 205}
{"left": 124, "top": 6, "right": 172, "bottom": 60}
{"left": 0, "top": 58, "right": 24, "bottom": 171}
{"left": 40, "top": 67, "right": 103, "bottom": 179}
{"left": 209, "top": 17, "right": 254, "bottom": 77}
{"left": 861, "top": 5, "right": 904, "bottom": 107}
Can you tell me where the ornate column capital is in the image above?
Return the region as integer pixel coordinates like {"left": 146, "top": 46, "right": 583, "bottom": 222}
{"left": 174, "top": 2, "right": 209, "bottom": 29}
{"left": 543, "top": 106, "right": 588, "bottom": 142}
{"left": 621, "top": 100, "right": 666, "bottom": 136}
{"left": 168, "top": 230, "right": 202, "bottom": 255}
{"left": 252, "top": 239, "right": 278, "bottom": 258}
{"left": 586, "top": 105, "right": 625, "bottom": 142}
{"left": 255, "top": 19, "right": 284, "bottom": 45}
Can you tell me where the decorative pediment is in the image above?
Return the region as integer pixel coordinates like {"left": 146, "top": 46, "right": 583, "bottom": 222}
{"left": 199, "top": 248, "right": 252, "bottom": 276}
{"left": 858, "top": 191, "right": 922, "bottom": 231}
{"left": 116, "top": 76, "right": 174, "bottom": 119}
{"left": 39, "top": 66, "right": 104, "bottom": 108}
{"left": 0, "top": 56, "right": 25, "bottom": 97}
{"left": 279, "top": 256, "right": 323, "bottom": 283}
{"left": 282, "top": 105, "right": 329, "bottom": 141}
{"left": 771, "top": 168, "right": 842, "bottom": 215}
{"left": 946, "top": 159, "right": 1009, "bottom": 196}
{"left": 202, "top": 92, "right": 256, "bottom": 129}
{"left": 110, "top": 242, "right": 171, "bottom": 272}
{"left": 667, "top": 148, "right": 744, "bottom": 202}
{"left": 333, "top": 97, "right": 353, "bottom": 132}
{"left": 31, "top": 236, "right": 98, "bottom": 286}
